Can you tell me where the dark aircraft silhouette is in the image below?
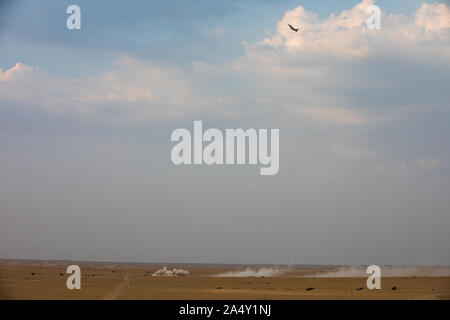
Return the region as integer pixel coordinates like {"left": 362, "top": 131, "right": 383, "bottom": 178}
{"left": 288, "top": 24, "right": 300, "bottom": 32}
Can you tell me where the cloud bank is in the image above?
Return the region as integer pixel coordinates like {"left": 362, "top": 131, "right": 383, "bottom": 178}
{"left": 1, "top": 1, "right": 448, "bottom": 127}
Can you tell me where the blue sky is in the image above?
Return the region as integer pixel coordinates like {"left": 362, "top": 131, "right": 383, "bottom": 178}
{"left": 0, "top": 1, "right": 449, "bottom": 264}
{"left": 0, "top": 0, "right": 445, "bottom": 75}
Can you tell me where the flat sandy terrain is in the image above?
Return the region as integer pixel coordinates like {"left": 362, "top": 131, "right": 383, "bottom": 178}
{"left": 1, "top": 260, "right": 449, "bottom": 300}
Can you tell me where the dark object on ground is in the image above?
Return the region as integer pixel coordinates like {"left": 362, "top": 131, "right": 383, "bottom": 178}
{"left": 59, "top": 273, "right": 64, "bottom": 276}
{"left": 356, "top": 287, "right": 364, "bottom": 291}
{"left": 31, "top": 272, "right": 35, "bottom": 276}
{"left": 216, "top": 286, "right": 223, "bottom": 289}
{"left": 306, "top": 287, "right": 314, "bottom": 291}
{"left": 392, "top": 286, "right": 398, "bottom": 290}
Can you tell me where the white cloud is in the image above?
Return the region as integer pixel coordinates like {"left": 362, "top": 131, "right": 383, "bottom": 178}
{"left": 266, "top": 0, "right": 375, "bottom": 56}
{"left": 417, "top": 157, "right": 441, "bottom": 170}
{"left": 415, "top": 2, "right": 450, "bottom": 32}
{"left": 331, "top": 144, "right": 377, "bottom": 159}
{"left": 295, "top": 106, "right": 366, "bottom": 125}
{"left": 0, "top": 1, "right": 448, "bottom": 145}
{"left": 258, "top": 0, "right": 449, "bottom": 57}
{"left": 0, "top": 62, "right": 34, "bottom": 82}
{"left": 0, "top": 57, "right": 207, "bottom": 123}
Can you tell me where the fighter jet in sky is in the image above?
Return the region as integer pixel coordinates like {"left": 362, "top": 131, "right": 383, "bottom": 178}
{"left": 288, "top": 24, "right": 300, "bottom": 32}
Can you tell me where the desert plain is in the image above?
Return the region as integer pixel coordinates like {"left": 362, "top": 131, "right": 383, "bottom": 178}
{"left": 0, "top": 260, "right": 449, "bottom": 300}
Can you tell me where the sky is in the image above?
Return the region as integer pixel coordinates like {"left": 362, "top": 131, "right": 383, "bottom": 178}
{"left": 0, "top": 0, "right": 449, "bottom": 265}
